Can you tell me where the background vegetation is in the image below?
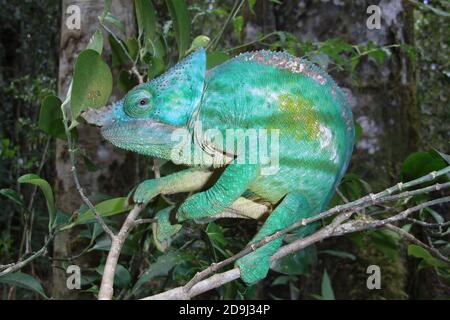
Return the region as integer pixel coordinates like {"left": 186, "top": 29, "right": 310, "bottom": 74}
{"left": 0, "top": 0, "right": 449, "bottom": 300}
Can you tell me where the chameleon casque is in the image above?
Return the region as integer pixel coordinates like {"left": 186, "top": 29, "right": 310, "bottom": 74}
{"left": 82, "top": 49, "right": 355, "bottom": 285}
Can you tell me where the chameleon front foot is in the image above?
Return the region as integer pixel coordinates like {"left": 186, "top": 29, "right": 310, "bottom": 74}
{"left": 133, "top": 179, "right": 160, "bottom": 204}
{"left": 152, "top": 206, "right": 182, "bottom": 252}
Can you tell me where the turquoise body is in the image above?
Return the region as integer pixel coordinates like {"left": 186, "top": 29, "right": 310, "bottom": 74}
{"left": 83, "top": 49, "right": 355, "bottom": 285}
{"left": 200, "top": 51, "right": 354, "bottom": 211}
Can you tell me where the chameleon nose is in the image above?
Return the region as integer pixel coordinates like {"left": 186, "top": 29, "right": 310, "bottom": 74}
{"left": 81, "top": 104, "right": 114, "bottom": 127}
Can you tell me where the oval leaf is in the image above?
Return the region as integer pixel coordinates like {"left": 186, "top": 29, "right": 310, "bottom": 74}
{"left": 38, "top": 95, "right": 65, "bottom": 139}
{"left": 71, "top": 49, "right": 113, "bottom": 121}
{"left": 65, "top": 197, "right": 131, "bottom": 229}
{"left": 0, "top": 272, "right": 47, "bottom": 298}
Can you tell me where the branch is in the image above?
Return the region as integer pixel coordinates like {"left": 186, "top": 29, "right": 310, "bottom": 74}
{"left": 0, "top": 234, "right": 55, "bottom": 277}
{"left": 98, "top": 204, "right": 146, "bottom": 300}
{"left": 142, "top": 183, "right": 450, "bottom": 300}
{"left": 182, "top": 180, "right": 450, "bottom": 290}
{"left": 385, "top": 224, "right": 450, "bottom": 264}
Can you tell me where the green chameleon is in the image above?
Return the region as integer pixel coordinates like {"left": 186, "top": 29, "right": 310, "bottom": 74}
{"left": 82, "top": 49, "right": 354, "bottom": 285}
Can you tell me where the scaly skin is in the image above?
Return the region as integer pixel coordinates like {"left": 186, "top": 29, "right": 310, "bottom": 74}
{"left": 82, "top": 49, "right": 354, "bottom": 285}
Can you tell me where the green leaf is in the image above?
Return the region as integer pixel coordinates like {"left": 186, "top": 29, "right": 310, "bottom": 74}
{"left": 233, "top": 16, "right": 244, "bottom": 39}
{"left": 0, "top": 188, "right": 25, "bottom": 207}
{"left": 131, "top": 251, "right": 183, "bottom": 296}
{"left": 188, "top": 35, "right": 210, "bottom": 53}
{"left": 434, "top": 149, "right": 450, "bottom": 165}
{"left": 401, "top": 151, "right": 448, "bottom": 182}
{"left": 83, "top": 154, "right": 99, "bottom": 172}
{"left": 166, "top": 0, "right": 191, "bottom": 58}
{"left": 18, "top": 174, "right": 55, "bottom": 231}
{"left": 65, "top": 197, "right": 131, "bottom": 228}
{"left": 126, "top": 37, "right": 139, "bottom": 60}
{"left": 248, "top": 0, "right": 257, "bottom": 14}
{"left": 425, "top": 207, "right": 444, "bottom": 224}
{"left": 71, "top": 49, "right": 113, "bottom": 121}
{"left": 320, "top": 249, "right": 356, "bottom": 261}
{"left": 147, "top": 56, "right": 166, "bottom": 79}
{"left": 421, "top": 3, "right": 450, "bottom": 17}
{"left": 143, "top": 35, "right": 167, "bottom": 60}
{"left": 109, "top": 35, "right": 130, "bottom": 67}
{"left": 321, "top": 270, "right": 335, "bottom": 300}
{"left": 206, "top": 51, "right": 230, "bottom": 69}
{"left": 271, "top": 246, "right": 317, "bottom": 275}
{"left": 87, "top": 29, "right": 104, "bottom": 54}
{"left": 96, "top": 264, "right": 131, "bottom": 289}
{"left": 369, "top": 229, "right": 400, "bottom": 261}
{"left": 0, "top": 272, "right": 47, "bottom": 298}
{"left": 407, "top": 244, "right": 448, "bottom": 269}
{"left": 118, "top": 70, "right": 139, "bottom": 93}
{"left": 206, "top": 222, "right": 227, "bottom": 247}
{"left": 104, "top": 12, "right": 126, "bottom": 33}
{"left": 354, "top": 121, "right": 362, "bottom": 142}
{"left": 271, "top": 276, "right": 291, "bottom": 286}
{"left": 367, "top": 48, "right": 386, "bottom": 65}
{"left": 38, "top": 95, "right": 65, "bottom": 139}
{"left": 135, "top": 0, "right": 157, "bottom": 41}
{"left": 114, "top": 265, "right": 131, "bottom": 289}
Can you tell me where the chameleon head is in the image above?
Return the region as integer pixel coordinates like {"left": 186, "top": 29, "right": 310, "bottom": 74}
{"left": 82, "top": 49, "right": 206, "bottom": 159}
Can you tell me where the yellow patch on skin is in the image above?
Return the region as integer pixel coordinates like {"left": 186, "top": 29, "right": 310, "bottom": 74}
{"left": 277, "top": 94, "right": 321, "bottom": 141}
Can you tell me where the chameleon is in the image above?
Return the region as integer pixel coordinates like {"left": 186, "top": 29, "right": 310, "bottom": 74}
{"left": 82, "top": 49, "right": 355, "bottom": 285}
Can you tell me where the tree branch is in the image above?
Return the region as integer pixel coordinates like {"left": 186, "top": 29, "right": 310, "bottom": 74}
{"left": 98, "top": 204, "right": 146, "bottom": 300}
{"left": 141, "top": 181, "right": 450, "bottom": 300}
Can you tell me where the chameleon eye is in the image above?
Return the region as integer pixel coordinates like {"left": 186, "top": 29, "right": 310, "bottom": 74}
{"left": 124, "top": 89, "right": 153, "bottom": 117}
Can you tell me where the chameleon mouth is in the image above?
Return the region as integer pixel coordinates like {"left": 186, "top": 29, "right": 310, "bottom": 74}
{"left": 101, "top": 119, "right": 178, "bottom": 148}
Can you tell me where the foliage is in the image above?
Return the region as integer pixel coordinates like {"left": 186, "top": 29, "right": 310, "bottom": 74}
{"left": 0, "top": 0, "right": 449, "bottom": 300}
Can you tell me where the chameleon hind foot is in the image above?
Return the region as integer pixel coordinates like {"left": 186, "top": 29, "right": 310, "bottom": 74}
{"left": 152, "top": 206, "right": 182, "bottom": 252}
{"left": 236, "top": 238, "right": 283, "bottom": 285}
{"left": 236, "top": 191, "right": 312, "bottom": 285}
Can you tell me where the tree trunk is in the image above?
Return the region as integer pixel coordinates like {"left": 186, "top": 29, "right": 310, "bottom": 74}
{"left": 52, "top": 0, "right": 136, "bottom": 299}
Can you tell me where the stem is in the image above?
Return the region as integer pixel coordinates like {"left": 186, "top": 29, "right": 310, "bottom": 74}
{"left": 60, "top": 84, "right": 115, "bottom": 239}
{"left": 98, "top": 204, "right": 146, "bottom": 300}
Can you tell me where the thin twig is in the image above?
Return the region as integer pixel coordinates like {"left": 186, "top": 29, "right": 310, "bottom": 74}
{"left": 60, "top": 85, "right": 115, "bottom": 239}
{"left": 385, "top": 224, "right": 450, "bottom": 263}
{"left": 0, "top": 234, "right": 55, "bottom": 277}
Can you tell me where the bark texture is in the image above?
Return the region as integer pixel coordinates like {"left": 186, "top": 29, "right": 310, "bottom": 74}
{"left": 52, "top": 0, "right": 136, "bottom": 299}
